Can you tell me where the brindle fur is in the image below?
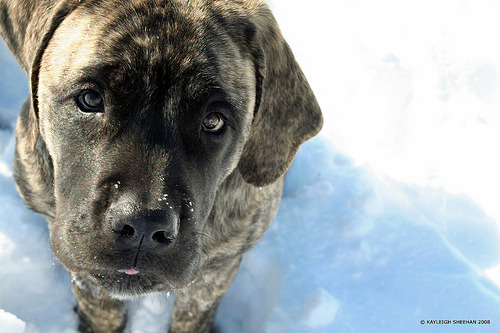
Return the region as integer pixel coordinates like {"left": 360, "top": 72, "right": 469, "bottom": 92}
{"left": 0, "top": 0, "right": 322, "bottom": 332}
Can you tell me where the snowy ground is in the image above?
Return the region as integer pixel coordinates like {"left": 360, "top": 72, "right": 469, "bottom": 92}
{"left": 2, "top": 0, "right": 500, "bottom": 332}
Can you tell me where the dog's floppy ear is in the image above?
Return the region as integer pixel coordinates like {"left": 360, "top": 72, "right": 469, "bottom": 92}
{"left": 238, "top": 6, "right": 323, "bottom": 187}
{"left": 0, "top": 0, "right": 83, "bottom": 145}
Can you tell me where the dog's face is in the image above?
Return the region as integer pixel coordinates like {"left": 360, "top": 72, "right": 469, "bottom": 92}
{"left": 37, "top": 2, "right": 256, "bottom": 297}
{"left": 12, "top": 0, "right": 322, "bottom": 298}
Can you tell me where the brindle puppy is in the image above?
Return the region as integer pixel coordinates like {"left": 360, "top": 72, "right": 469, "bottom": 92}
{"left": 0, "top": 0, "right": 322, "bottom": 331}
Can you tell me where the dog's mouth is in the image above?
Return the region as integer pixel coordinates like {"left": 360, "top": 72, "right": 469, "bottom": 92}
{"left": 79, "top": 247, "right": 200, "bottom": 298}
{"left": 89, "top": 269, "right": 175, "bottom": 299}
{"left": 117, "top": 267, "right": 141, "bottom": 275}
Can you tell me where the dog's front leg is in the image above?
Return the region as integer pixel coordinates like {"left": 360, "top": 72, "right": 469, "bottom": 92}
{"left": 170, "top": 257, "right": 242, "bottom": 333}
{"left": 71, "top": 273, "right": 127, "bottom": 333}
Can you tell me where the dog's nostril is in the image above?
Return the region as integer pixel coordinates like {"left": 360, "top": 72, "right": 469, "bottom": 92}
{"left": 152, "top": 231, "right": 174, "bottom": 245}
{"left": 115, "top": 224, "right": 135, "bottom": 237}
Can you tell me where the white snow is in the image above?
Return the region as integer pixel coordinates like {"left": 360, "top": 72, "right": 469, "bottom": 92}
{"left": 0, "top": 309, "right": 26, "bottom": 333}
{"left": 300, "top": 288, "right": 340, "bottom": 328}
{"left": 2, "top": 0, "right": 500, "bottom": 332}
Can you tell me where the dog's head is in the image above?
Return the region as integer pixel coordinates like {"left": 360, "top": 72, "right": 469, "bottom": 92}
{"left": 13, "top": 0, "right": 322, "bottom": 297}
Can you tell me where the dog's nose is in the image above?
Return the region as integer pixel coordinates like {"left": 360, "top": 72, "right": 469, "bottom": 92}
{"left": 109, "top": 209, "right": 178, "bottom": 248}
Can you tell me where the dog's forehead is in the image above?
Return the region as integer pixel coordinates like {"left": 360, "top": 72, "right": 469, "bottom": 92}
{"left": 41, "top": 0, "right": 255, "bottom": 108}
{"left": 45, "top": 3, "right": 206, "bottom": 84}
{"left": 96, "top": 2, "right": 208, "bottom": 72}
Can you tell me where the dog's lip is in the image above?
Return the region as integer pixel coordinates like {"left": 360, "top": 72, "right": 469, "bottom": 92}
{"left": 117, "top": 267, "right": 140, "bottom": 275}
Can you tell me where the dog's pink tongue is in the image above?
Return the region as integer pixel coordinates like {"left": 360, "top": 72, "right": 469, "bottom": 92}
{"left": 118, "top": 268, "right": 140, "bottom": 275}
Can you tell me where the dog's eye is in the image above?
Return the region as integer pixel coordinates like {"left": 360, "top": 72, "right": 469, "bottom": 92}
{"left": 76, "top": 90, "right": 104, "bottom": 112}
{"left": 202, "top": 113, "right": 225, "bottom": 133}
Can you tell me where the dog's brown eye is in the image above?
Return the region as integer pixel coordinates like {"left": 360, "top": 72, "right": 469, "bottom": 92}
{"left": 77, "top": 90, "right": 104, "bottom": 112}
{"left": 202, "top": 113, "right": 224, "bottom": 133}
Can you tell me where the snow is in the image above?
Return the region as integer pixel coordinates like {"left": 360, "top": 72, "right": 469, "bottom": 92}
{"left": 300, "top": 289, "right": 340, "bottom": 328}
{"left": 0, "top": 309, "right": 26, "bottom": 333}
{"left": 2, "top": 0, "right": 500, "bottom": 332}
